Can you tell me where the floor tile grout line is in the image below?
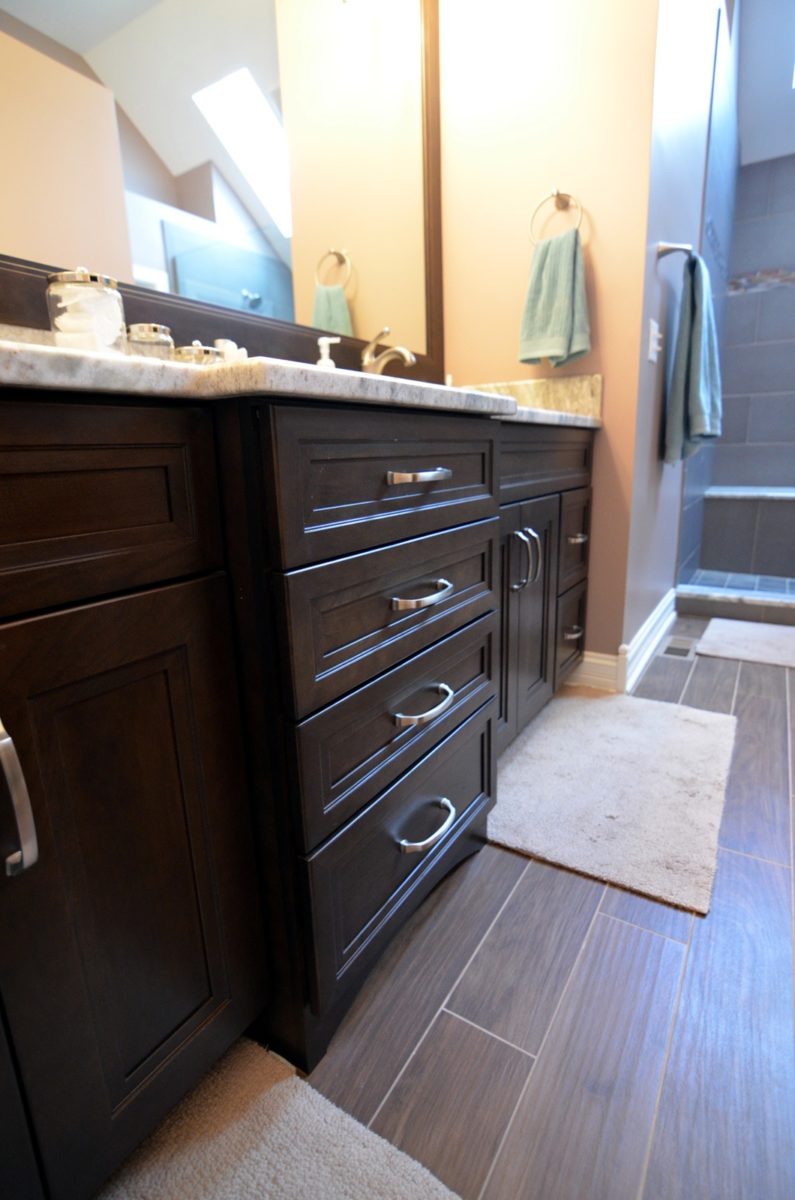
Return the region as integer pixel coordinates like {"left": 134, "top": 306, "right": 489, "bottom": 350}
{"left": 440, "top": 1006, "right": 536, "bottom": 1061}
{"left": 365, "top": 859, "right": 531, "bottom": 1131}
{"left": 718, "top": 844, "right": 791, "bottom": 870}
{"left": 729, "top": 658, "right": 742, "bottom": 716}
{"left": 634, "top": 910, "right": 695, "bottom": 1200}
{"left": 676, "top": 654, "right": 699, "bottom": 706}
{"left": 599, "top": 909, "right": 693, "bottom": 947}
{"left": 474, "top": 887, "right": 606, "bottom": 1200}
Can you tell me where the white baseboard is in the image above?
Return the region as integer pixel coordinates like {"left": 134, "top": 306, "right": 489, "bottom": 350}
{"left": 568, "top": 588, "right": 677, "bottom": 694}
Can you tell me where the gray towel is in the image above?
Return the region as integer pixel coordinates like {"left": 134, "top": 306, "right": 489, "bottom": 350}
{"left": 311, "top": 284, "right": 353, "bottom": 337}
{"left": 664, "top": 254, "right": 722, "bottom": 464}
{"left": 519, "top": 228, "right": 591, "bottom": 367}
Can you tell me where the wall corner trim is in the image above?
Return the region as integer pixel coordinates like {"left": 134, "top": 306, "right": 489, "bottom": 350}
{"left": 568, "top": 587, "right": 676, "bottom": 694}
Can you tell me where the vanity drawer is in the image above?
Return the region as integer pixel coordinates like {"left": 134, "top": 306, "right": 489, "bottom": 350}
{"left": 0, "top": 398, "right": 221, "bottom": 616}
{"left": 499, "top": 425, "right": 592, "bottom": 504}
{"left": 558, "top": 487, "right": 591, "bottom": 594}
{"left": 555, "top": 579, "right": 588, "bottom": 687}
{"left": 293, "top": 612, "right": 498, "bottom": 850}
{"left": 303, "top": 701, "right": 494, "bottom": 1012}
{"left": 263, "top": 404, "right": 498, "bottom": 567}
{"left": 279, "top": 518, "right": 499, "bottom": 718}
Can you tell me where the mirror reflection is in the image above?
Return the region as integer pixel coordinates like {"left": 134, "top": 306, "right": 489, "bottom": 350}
{"left": 0, "top": 0, "right": 427, "bottom": 353}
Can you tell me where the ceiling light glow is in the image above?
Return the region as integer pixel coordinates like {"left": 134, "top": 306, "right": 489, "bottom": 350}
{"left": 193, "top": 67, "right": 292, "bottom": 238}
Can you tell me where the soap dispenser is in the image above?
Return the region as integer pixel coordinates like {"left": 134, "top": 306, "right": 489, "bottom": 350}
{"left": 316, "top": 336, "right": 341, "bottom": 370}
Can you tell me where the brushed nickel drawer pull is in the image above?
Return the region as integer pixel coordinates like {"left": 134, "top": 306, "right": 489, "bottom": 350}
{"left": 386, "top": 467, "right": 453, "bottom": 485}
{"left": 524, "top": 526, "right": 542, "bottom": 584}
{"left": 391, "top": 578, "right": 454, "bottom": 611}
{"left": 563, "top": 624, "right": 584, "bottom": 641}
{"left": 567, "top": 532, "right": 589, "bottom": 545}
{"left": 392, "top": 683, "right": 454, "bottom": 729}
{"left": 1, "top": 717, "right": 39, "bottom": 877}
{"left": 510, "top": 530, "right": 531, "bottom": 591}
{"left": 398, "top": 797, "right": 456, "bottom": 854}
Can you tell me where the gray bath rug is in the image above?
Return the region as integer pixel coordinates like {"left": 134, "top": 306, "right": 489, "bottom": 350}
{"left": 99, "top": 1039, "right": 456, "bottom": 1200}
{"left": 489, "top": 691, "right": 736, "bottom": 914}
{"left": 697, "top": 617, "right": 795, "bottom": 670}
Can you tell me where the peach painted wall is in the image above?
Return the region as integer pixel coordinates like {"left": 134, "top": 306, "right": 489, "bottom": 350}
{"left": 276, "top": 0, "right": 426, "bottom": 351}
{"left": 623, "top": 0, "right": 733, "bottom": 644}
{"left": 439, "top": 0, "right": 660, "bottom": 656}
{"left": 0, "top": 31, "right": 132, "bottom": 280}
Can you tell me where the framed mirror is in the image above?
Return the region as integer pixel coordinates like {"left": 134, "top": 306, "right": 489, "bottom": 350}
{"left": 0, "top": 0, "right": 443, "bottom": 381}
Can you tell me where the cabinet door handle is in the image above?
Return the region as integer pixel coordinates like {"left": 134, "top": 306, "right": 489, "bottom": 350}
{"left": 510, "top": 530, "right": 531, "bottom": 591}
{"left": 398, "top": 797, "right": 456, "bottom": 854}
{"left": 1, "top": 718, "right": 38, "bottom": 877}
{"left": 391, "top": 578, "right": 454, "bottom": 611}
{"left": 524, "top": 526, "right": 542, "bottom": 584}
{"left": 563, "top": 624, "right": 584, "bottom": 641}
{"left": 392, "top": 683, "right": 454, "bottom": 728}
{"left": 567, "top": 532, "right": 589, "bottom": 546}
{"left": 385, "top": 467, "right": 452, "bottom": 485}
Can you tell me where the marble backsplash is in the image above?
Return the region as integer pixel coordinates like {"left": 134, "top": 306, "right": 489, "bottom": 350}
{"left": 472, "top": 374, "right": 602, "bottom": 419}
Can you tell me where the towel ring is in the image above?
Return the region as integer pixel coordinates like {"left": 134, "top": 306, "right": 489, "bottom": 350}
{"left": 315, "top": 248, "right": 352, "bottom": 288}
{"left": 529, "top": 191, "right": 583, "bottom": 245}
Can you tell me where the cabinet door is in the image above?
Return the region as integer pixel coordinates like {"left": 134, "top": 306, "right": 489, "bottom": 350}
{"left": 0, "top": 1017, "right": 43, "bottom": 1200}
{"left": 497, "top": 496, "right": 559, "bottom": 755}
{"left": 0, "top": 577, "right": 266, "bottom": 1200}
{"left": 515, "top": 495, "right": 559, "bottom": 734}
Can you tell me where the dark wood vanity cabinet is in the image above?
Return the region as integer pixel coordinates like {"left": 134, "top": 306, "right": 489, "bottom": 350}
{"left": 0, "top": 383, "right": 596, "bottom": 1195}
{"left": 497, "top": 424, "right": 594, "bottom": 754}
{"left": 0, "top": 394, "right": 267, "bottom": 1200}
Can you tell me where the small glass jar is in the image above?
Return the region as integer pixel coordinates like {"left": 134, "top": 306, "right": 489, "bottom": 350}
{"left": 46, "top": 268, "right": 126, "bottom": 352}
{"left": 127, "top": 323, "right": 174, "bottom": 359}
{"left": 173, "top": 341, "right": 223, "bottom": 364}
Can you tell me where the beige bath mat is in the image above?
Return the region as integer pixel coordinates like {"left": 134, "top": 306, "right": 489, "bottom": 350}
{"left": 697, "top": 617, "right": 795, "bottom": 669}
{"left": 489, "top": 691, "right": 736, "bottom": 914}
{"left": 99, "top": 1039, "right": 456, "bottom": 1200}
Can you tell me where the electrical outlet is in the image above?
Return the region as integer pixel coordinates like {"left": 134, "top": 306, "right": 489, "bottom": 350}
{"left": 648, "top": 318, "right": 663, "bottom": 364}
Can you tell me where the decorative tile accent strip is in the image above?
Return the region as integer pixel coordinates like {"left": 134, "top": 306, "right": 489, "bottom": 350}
{"left": 728, "top": 269, "right": 795, "bottom": 294}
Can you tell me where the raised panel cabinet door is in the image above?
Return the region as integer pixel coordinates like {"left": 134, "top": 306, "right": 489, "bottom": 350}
{"left": 496, "top": 504, "right": 523, "bottom": 754}
{"left": 496, "top": 495, "right": 559, "bottom": 754}
{"left": 0, "top": 1017, "right": 43, "bottom": 1200}
{"left": 0, "top": 577, "right": 266, "bottom": 1200}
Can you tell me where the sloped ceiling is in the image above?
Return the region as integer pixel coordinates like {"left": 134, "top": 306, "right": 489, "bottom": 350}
{"left": 1, "top": 0, "right": 281, "bottom": 234}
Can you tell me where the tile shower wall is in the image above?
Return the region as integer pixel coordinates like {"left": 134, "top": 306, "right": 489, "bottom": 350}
{"left": 701, "top": 153, "right": 795, "bottom": 577}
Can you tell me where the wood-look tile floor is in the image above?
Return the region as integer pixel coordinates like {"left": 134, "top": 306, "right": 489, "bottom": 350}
{"left": 308, "top": 617, "right": 795, "bottom": 1199}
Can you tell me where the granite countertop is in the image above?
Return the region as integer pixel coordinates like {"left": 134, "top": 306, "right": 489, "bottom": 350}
{"left": 0, "top": 336, "right": 601, "bottom": 427}
{"left": 497, "top": 405, "right": 601, "bottom": 429}
{"left": 0, "top": 339, "right": 514, "bottom": 417}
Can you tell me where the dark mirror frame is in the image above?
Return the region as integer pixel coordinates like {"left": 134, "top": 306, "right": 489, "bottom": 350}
{"left": 0, "top": 0, "right": 443, "bottom": 382}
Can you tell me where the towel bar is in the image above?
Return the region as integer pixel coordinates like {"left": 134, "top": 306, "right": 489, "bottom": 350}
{"left": 657, "top": 242, "right": 693, "bottom": 259}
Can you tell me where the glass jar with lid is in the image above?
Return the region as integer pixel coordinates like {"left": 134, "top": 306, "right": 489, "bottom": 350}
{"left": 46, "top": 267, "right": 126, "bottom": 352}
{"left": 173, "top": 341, "right": 223, "bottom": 364}
{"left": 127, "top": 323, "right": 175, "bottom": 359}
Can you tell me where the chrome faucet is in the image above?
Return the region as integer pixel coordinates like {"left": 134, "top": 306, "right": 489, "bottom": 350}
{"left": 361, "top": 327, "right": 417, "bottom": 374}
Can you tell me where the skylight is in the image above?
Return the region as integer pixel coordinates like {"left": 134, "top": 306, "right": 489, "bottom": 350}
{"left": 193, "top": 68, "right": 292, "bottom": 239}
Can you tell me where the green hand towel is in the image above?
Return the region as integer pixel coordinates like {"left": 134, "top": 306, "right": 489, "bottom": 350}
{"left": 519, "top": 228, "right": 591, "bottom": 367}
{"left": 664, "top": 254, "right": 722, "bottom": 464}
{"left": 311, "top": 284, "right": 353, "bottom": 337}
